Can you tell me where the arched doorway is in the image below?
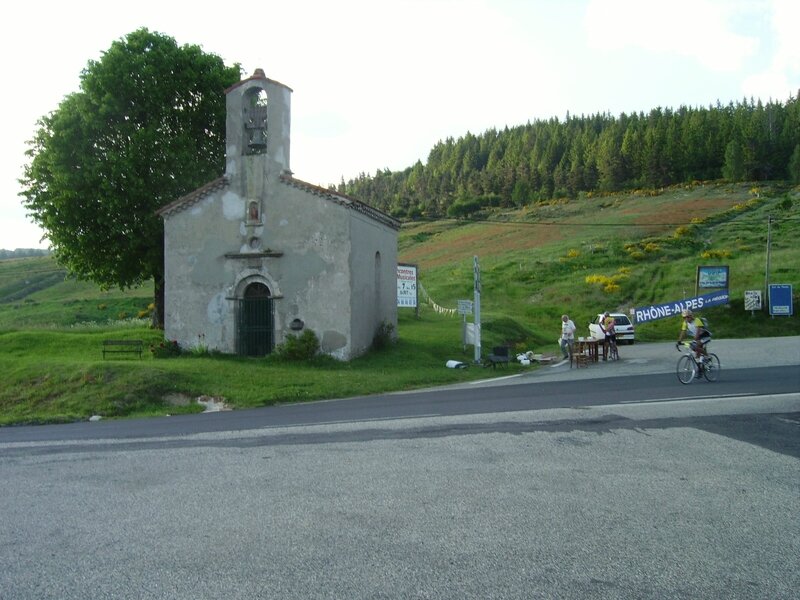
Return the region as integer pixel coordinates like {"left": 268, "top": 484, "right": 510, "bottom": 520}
{"left": 236, "top": 282, "right": 274, "bottom": 356}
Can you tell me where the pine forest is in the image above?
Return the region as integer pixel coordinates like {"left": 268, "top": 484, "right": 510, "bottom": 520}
{"left": 338, "top": 96, "right": 800, "bottom": 218}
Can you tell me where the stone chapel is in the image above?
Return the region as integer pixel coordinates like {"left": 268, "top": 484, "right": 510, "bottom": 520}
{"left": 157, "top": 69, "right": 400, "bottom": 360}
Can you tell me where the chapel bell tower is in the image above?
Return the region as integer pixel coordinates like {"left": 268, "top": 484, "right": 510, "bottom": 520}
{"left": 224, "top": 68, "right": 292, "bottom": 182}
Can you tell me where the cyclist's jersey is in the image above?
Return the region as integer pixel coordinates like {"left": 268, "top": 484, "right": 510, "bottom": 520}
{"left": 681, "top": 317, "right": 706, "bottom": 337}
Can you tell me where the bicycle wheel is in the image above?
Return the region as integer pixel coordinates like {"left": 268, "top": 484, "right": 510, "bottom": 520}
{"left": 703, "top": 354, "right": 720, "bottom": 382}
{"left": 677, "top": 355, "right": 696, "bottom": 384}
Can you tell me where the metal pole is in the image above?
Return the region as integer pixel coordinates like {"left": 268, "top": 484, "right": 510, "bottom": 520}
{"left": 765, "top": 215, "right": 772, "bottom": 314}
{"left": 473, "top": 256, "right": 481, "bottom": 364}
{"left": 415, "top": 273, "right": 419, "bottom": 319}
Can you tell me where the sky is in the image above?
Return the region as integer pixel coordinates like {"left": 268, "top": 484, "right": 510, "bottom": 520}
{"left": 2, "top": 0, "right": 798, "bottom": 250}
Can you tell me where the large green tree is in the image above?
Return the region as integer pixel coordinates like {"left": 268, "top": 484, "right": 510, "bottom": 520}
{"left": 20, "top": 28, "right": 240, "bottom": 326}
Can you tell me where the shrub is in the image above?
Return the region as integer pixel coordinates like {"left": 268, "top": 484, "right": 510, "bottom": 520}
{"left": 585, "top": 274, "right": 610, "bottom": 286}
{"left": 701, "top": 249, "right": 731, "bottom": 259}
{"left": 673, "top": 225, "right": 692, "bottom": 238}
{"left": 447, "top": 197, "right": 483, "bottom": 218}
{"left": 137, "top": 303, "right": 155, "bottom": 319}
{"left": 150, "top": 339, "right": 181, "bottom": 358}
{"left": 585, "top": 268, "right": 630, "bottom": 294}
{"left": 372, "top": 321, "right": 396, "bottom": 351}
{"left": 275, "top": 330, "right": 320, "bottom": 361}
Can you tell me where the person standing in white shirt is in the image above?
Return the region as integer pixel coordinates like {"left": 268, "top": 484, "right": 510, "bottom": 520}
{"left": 560, "top": 314, "right": 576, "bottom": 360}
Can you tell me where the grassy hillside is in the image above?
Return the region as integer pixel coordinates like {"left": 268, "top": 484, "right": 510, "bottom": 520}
{"left": 0, "top": 256, "right": 154, "bottom": 329}
{"left": 403, "top": 181, "right": 800, "bottom": 344}
{"left": 1, "top": 181, "right": 798, "bottom": 425}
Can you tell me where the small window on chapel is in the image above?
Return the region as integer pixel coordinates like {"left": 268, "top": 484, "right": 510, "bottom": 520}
{"left": 248, "top": 201, "right": 260, "bottom": 222}
{"left": 244, "top": 88, "right": 268, "bottom": 155}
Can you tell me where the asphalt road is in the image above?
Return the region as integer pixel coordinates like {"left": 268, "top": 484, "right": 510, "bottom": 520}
{"left": 3, "top": 337, "right": 798, "bottom": 444}
{"left": 1, "top": 337, "right": 798, "bottom": 599}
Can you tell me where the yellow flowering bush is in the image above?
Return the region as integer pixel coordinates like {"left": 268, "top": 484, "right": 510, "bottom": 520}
{"left": 585, "top": 268, "right": 629, "bottom": 294}
{"left": 673, "top": 226, "right": 691, "bottom": 238}
{"left": 701, "top": 249, "right": 731, "bottom": 259}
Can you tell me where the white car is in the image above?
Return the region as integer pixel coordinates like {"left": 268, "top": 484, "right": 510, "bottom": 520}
{"left": 589, "top": 313, "right": 635, "bottom": 344}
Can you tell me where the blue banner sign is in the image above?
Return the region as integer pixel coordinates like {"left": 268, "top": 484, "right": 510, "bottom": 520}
{"left": 769, "top": 284, "right": 793, "bottom": 316}
{"left": 634, "top": 290, "right": 729, "bottom": 324}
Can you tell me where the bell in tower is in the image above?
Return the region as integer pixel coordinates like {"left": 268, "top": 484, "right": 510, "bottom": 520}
{"left": 244, "top": 88, "right": 268, "bottom": 155}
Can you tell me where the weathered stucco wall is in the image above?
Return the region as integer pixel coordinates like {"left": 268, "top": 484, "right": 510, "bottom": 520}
{"left": 163, "top": 186, "right": 239, "bottom": 352}
{"left": 162, "top": 177, "right": 358, "bottom": 358}
{"left": 264, "top": 183, "right": 353, "bottom": 358}
{"left": 348, "top": 211, "right": 399, "bottom": 356}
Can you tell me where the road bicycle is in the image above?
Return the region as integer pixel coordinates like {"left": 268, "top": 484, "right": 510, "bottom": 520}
{"left": 676, "top": 341, "right": 720, "bottom": 384}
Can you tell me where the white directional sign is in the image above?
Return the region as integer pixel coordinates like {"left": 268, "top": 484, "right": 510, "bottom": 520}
{"left": 397, "top": 264, "right": 417, "bottom": 308}
{"left": 744, "top": 290, "right": 762, "bottom": 311}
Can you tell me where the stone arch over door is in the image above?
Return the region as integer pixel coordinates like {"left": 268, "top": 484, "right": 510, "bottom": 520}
{"left": 235, "top": 281, "right": 274, "bottom": 356}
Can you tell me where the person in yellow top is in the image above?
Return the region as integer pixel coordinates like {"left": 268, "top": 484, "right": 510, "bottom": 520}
{"left": 599, "top": 311, "right": 616, "bottom": 360}
{"left": 676, "top": 309, "right": 711, "bottom": 360}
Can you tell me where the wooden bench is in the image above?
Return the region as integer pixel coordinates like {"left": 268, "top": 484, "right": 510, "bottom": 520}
{"left": 102, "top": 339, "right": 144, "bottom": 359}
{"left": 485, "top": 346, "right": 510, "bottom": 369}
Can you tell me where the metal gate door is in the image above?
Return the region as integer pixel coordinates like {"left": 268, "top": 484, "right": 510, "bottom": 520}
{"left": 235, "top": 286, "right": 274, "bottom": 356}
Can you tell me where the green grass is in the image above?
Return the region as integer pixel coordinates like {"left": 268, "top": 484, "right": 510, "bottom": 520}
{"left": 1, "top": 181, "right": 798, "bottom": 426}
{"left": 409, "top": 181, "right": 800, "bottom": 344}
{"left": 0, "top": 256, "right": 154, "bottom": 328}
{"left": 0, "top": 312, "right": 508, "bottom": 425}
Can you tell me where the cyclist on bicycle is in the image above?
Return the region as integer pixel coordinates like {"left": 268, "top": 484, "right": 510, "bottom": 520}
{"left": 676, "top": 309, "right": 711, "bottom": 360}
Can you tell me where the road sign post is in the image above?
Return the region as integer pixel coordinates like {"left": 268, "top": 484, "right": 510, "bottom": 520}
{"left": 473, "top": 256, "right": 481, "bottom": 364}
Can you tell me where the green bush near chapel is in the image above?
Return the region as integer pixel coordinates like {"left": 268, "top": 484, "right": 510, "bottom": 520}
{"left": 273, "top": 329, "right": 321, "bottom": 361}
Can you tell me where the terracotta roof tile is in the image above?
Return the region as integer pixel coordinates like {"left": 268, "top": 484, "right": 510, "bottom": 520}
{"left": 279, "top": 174, "right": 401, "bottom": 230}
{"left": 155, "top": 176, "right": 229, "bottom": 217}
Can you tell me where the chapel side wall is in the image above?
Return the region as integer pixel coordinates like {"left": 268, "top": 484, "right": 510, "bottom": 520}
{"left": 162, "top": 190, "right": 244, "bottom": 354}
{"left": 265, "top": 184, "right": 354, "bottom": 359}
{"left": 348, "top": 213, "right": 399, "bottom": 357}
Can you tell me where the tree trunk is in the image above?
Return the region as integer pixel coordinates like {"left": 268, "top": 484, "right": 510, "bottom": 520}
{"left": 152, "top": 275, "right": 165, "bottom": 330}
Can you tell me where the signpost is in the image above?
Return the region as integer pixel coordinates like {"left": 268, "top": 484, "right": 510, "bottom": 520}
{"left": 744, "top": 290, "right": 762, "bottom": 315}
{"left": 396, "top": 263, "right": 418, "bottom": 317}
{"left": 473, "top": 256, "right": 481, "bottom": 364}
{"left": 768, "top": 284, "right": 793, "bottom": 317}
{"left": 696, "top": 265, "right": 729, "bottom": 295}
{"left": 458, "top": 299, "right": 473, "bottom": 351}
